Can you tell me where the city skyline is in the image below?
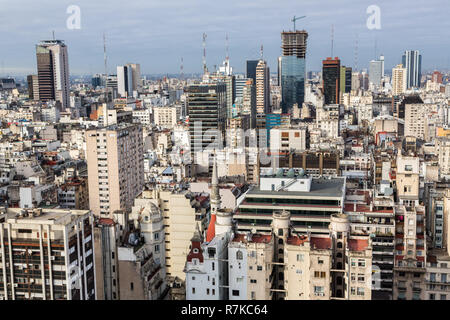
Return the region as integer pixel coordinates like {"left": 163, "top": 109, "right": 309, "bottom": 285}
{"left": 0, "top": 0, "right": 449, "bottom": 76}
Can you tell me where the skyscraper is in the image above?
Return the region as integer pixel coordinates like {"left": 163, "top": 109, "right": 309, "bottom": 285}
{"left": 340, "top": 66, "right": 352, "bottom": 94}
{"left": 322, "top": 57, "right": 341, "bottom": 105}
{"left": 187, "top": 83, "right": 227, "bottom": 153}
{"left": 402, "top": 50, "right": 422, "bottom": 88}
{"left": 369, "top": 55, "right": 385, "bottom": 88}
{"left": 280, "top": 30, "right": 308, "bottom": 113}
{"left": 246, "top": 60, "right": 259, "bottom": 85}
{"left": 117, "top": 65, "right": 134, "bottom": 97}
{"left": 36, "top": 40, "right": 70, "bottom": 110}
{"left": 392, "top": 64, "right": 407, "bottom": 96}
{"left": 255, "top": 60, "right": 270, "bottom": 114}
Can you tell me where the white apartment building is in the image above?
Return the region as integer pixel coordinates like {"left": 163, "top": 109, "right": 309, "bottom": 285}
{"left": 270, "top": 127, "right": 307, "bottom": 153}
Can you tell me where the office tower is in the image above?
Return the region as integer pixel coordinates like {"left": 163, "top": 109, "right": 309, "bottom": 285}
{"left": 85, "top": 123, "right": 144, "bottom": 217}
{"left": 234, "top": 76, "right": 251, "bottom": 102}
{"left": 0, "top": 207, "right": 96, "bottom": 300}
{"left": 280, "top": 30, "right": 308, "bottom": 113}
{"left": 210, "top": 72, "right": 235, "bottom": 119}
{"left": 187, "top": 83, "right": 227, "bottom": 153}
{"left": 255, "top": 60, "right": 270, "bottom": 114}
{"left": 340, "top": 66, "right": 352, "bottom": 94}
{"left": 402, "top": 50, "right": 422, "bottom": 88}
{"left": 128, "top": 63, "right": 142, "bottom": 92}
{"left": 246, "top": 60, "right": 259, "bottom": 85}
{"left": 392, "top": 64, "right": 407, "bottom": 96}
{"left": 36, "top": 40, "right": 70, "bottom": 110}
{"left": 27, "top": 74, "right": 39, "bottom": 100}
{"left": 369, "top": 55, "right": 385, "bottom": 88}
{"left": 322, "top": 57, "right": 341, "bottom": 105}
{"left": 92, "top": 74, "right": 103, "bottom": 88}
{"left": 117, "top": 65, "right": 134, "bottom": 97}
{"left": 241, "top": 79, "right": 256, "bottom": 128}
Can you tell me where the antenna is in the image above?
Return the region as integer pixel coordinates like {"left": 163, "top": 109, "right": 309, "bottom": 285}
{"left": 180, "top": 57, "right": 184, "bottom": 81}
{"left": 331, "top": 24, "right": 334, "bottom": 58}
{"left": 103, "top": 33, "right": 108, "bottom": 76}
{"left": 354, "top": 33, "right": 359, "bottom": 71}
{"left": 374, "top": 37, "right": 377, "bottom": 60}
{"left": 260, "top": 44, "right": 264, "bottom": 60}
{"left": 202, "top": 33, "right": 208, "bottom": 74}
{"left": 225, "top": 34, "right": 229, "bottom": 68}
{"left": 52, "top": 30, "right": 55, "bottom": 40}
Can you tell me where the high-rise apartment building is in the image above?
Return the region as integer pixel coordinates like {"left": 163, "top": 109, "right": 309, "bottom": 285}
{"left": 0, "top": 207, "right": 96, "bottom": 300}
{"left": 36, "top": 40, "right": 70, "bottom": 110}
{"left": 392, "top": 64, "right": 407, "bottom": 96}
{"left": 402, "top": 50, "right": 422, "bottom": 88}
{"left": 255, "top": 60, "right": 270, "bottom": 114}
{"left": 322, "top": 57, "right": 341, "bottom": 105}
{"left": 85, "top": 123, "right": 144, "bottom": 217}
{"left": 280, "top": 31, "right": 308, "bottom": 113}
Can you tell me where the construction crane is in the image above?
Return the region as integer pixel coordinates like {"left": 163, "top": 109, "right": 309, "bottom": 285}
{"left": 291, "top": 15, "right": 306, "bottom": 31}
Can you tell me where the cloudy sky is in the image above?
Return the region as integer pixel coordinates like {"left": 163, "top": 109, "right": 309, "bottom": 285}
{"left": 0, "top": 0, "right": 449, "bottom": 75}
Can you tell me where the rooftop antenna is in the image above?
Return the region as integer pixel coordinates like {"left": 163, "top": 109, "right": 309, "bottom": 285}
{"left": 260, "top": 44, "right": 264, "bottom": 60}
{"left": 291, "top": 15, "right": 306, "bottom": 31}
{"left": 180, "top": 57, "right": 184, "bottom": 81}
{"left": 52, "top": 30, "right": 55, "bottom": 40}
{"left": 103, "top": 33, "right": 108, "bottom": 76}
{"left": 225, "top": 34, "right": 229, "bottom": 68}
{"left": 202, "top": 33, "right": 208, "bottom": 74}
{"left": 374, "top": 37, "right": 377, "bottom": 60}
{"left": 331, "top": 24, "right": 334, "bottom": 58}
{"left": 354, "top": 33, "right": 359, "bottom": 71}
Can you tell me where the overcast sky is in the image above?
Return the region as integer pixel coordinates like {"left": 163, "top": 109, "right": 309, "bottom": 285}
{"left": 0, "top": 0, "right": 449, "bottom": 76}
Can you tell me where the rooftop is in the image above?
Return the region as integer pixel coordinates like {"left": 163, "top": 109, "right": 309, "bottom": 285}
{"left": 249, "top": 177, "right": 345, "bottom": 198}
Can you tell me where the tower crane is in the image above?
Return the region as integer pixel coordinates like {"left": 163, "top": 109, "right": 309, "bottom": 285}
{"left": 291, "top": 15, "right": 306, "bottom": 31}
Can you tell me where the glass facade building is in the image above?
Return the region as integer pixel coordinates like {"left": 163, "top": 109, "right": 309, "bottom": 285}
{"left": 281, "top": 56, "right": 306, "bottom": 113}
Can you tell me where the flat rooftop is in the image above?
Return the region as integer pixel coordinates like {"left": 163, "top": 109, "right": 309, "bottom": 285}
{"left": 249, "top": 177, "right": 345, "bottom": 198}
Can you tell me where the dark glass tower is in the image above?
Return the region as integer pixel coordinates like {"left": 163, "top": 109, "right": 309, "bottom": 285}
{"left": 280, "top": 30, "right": 308, "bottom": 114}
{"left": 322, "top": 57, "right": 341, "bottom": 105}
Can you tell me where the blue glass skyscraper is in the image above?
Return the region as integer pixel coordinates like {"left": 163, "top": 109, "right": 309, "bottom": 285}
{"left": 280, "top": 31, "right": 308, "bottom": 114}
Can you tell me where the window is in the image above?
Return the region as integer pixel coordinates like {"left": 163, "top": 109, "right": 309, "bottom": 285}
{"left": 251, "top": 291, "right": 256, "bottom": 299}
{"left": 358, "top": 259, "right": 365, "bottom": 267}
{"left": 192, "top": 287, "right": 195, "bottom": 294}
{"left": 441, "top": 294, "right": 447, "bottom": 300}
{"left": 297, "top": 254, "right": 304, "bottom": 262}
{"left": 212, "top": 289, "right": 215, "bottom": 295}
{"left": 155, "top": 244, "right": 160, "bottom": 253}
{"left": 236, "top": 251, "right": 243, "bottom": 260}
{"left": 351, "top": 273, "right": 356, "bottom": 281}
{"left": 232, "top": 290, "right": 239, "bottom": 296}
{"left": 430, "top": 273, "right": 436, "bottom": 282}
{"left": 154, "top": 232, "right": 159, "bottom": 240}
{"left": 250, "top": 279, "right": 257, "bottom": 284}
{"left": 314, "top": 286, "right": 324, "bottom": 296}
{"left": 441, "top": 274, "right": 447, "bottom": 283}
{"left": 318, "top": 258, "right": 324, "bottom": 265}
{"left": 278, "top": 229, "right": 283, "bottom": 236}
{"left": 357, "top": 287, "right": 365, "bottom": 296}
{"left": 212, "top": 262, "right": 215, "bottom": 271}
{"left": 337, "top": 242, "right": 343, "bottom": 249}
{"left": 358, "top": 274, "right": 365, "bottom": 282}
{"left": 130, "top": 282, "right": 134, "bottom": 291}
{"left": 192, "top": 276, "right": 196, "bottom": 280}
{"left": 212, "top": 278, "right": 215, "bottom": 285}
{"left": 351, "top": 287, "right": 356, "bottom": 295}
{"left": 206, "top": 288, "right": 210, "bottom": 295}
{"left": 257, "top": 266, "right": 263, "bottom": 271}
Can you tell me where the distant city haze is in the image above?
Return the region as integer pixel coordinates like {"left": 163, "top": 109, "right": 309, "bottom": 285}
{"left": 0, "top": 0, "right": 449, "bottom": 75}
